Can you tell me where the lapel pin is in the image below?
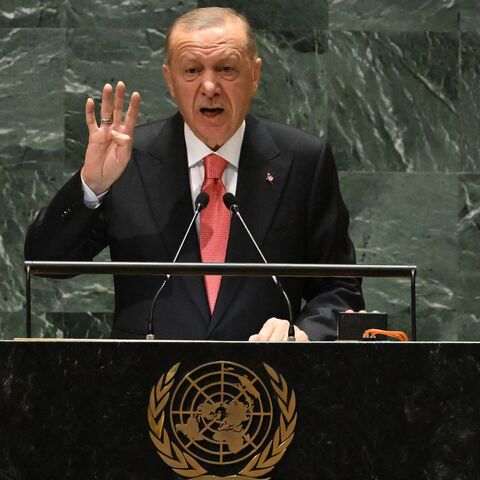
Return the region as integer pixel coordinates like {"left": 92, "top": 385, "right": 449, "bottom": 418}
{"left": 266, "top": 172, "right": 274, "bottom": 184}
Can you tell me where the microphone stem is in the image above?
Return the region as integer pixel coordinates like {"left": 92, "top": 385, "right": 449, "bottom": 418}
{"left": 172, "top": 205, "right": 201, "bottom": 263}
{"left": 232, "top": 206, "right": 295, "bottom": 341}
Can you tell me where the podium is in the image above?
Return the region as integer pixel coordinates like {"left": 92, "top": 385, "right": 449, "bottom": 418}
{"left": 1, "top": 340, "right": 478, "bottom": 479}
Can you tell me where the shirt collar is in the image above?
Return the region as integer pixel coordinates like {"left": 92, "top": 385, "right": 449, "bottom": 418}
{"left": 184, "top": 121, "right": 245, "bottom": 169}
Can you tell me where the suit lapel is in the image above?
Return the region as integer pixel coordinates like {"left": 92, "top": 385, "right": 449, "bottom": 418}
{"left": 209, "top": 115, "right": 293, "bottom": 333}
{"left": 136, "top": 113, "right": 210, "bottom": 325}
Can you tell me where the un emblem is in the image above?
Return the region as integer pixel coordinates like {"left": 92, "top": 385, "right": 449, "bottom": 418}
{"left": 148, "top": 361, "right": 297, "bottom": 479}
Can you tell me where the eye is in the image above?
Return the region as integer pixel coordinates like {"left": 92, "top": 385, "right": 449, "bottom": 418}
{"left": 185, "top": 67, "right": 200, "bottom": 75}
{"left": 219, "top": 66, "right": 234, "bottom": 74}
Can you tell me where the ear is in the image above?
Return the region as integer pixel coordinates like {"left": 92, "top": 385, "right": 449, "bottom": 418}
{"left": 162, "top": 64, "right": 176, "bottom": 98}
{"left": 252, "top": 57, "right": 262, "bottom": 93}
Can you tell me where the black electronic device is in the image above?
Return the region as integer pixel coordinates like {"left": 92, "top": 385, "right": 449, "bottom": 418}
{"left": 337, "top": 312, "right": 388, "bottom": 340}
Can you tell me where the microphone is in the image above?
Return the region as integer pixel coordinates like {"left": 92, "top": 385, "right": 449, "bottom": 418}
{"left": 146, "top": 192, "right": 209, "bottom": 340}
{"left": 223, "top": 193, "right": 296, "bottom": 342}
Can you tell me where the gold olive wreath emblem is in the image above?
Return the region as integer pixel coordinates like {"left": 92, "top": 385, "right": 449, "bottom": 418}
{"left": 147, "top": 361, "right": 297, "bottom": 479}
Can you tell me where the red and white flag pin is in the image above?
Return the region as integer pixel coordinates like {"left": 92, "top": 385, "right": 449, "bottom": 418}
{"left": 266, "top": 172, "right": 274, "bottom": 184}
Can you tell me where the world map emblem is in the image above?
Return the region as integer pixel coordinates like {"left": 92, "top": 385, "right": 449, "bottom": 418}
{"left": 148, "top": 361, "right": 297, "bottom": 479}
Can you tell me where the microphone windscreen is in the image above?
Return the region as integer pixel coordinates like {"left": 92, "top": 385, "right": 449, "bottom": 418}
{"left": 223, "top": 192, "right": 237, "bottom": 210}
{"left": 195, "top": 191, "right": 209, "bottom": 210}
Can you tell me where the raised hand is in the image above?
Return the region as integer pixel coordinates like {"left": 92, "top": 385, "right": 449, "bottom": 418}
{"left": 81, "top": 81, "right": 141, "bottom": 195}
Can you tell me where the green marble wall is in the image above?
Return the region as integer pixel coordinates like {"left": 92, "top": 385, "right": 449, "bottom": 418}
{"left": 1, "top": 0, "right": 478, "bottom": 340}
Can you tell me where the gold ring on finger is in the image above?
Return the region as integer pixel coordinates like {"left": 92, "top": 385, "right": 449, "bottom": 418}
{"left": 100, "top": 117, "right": 113, "bottom": 125}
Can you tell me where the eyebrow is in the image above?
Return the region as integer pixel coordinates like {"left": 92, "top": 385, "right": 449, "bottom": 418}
{"left": 178, "top": 49, "right": 243, "bottom": 62}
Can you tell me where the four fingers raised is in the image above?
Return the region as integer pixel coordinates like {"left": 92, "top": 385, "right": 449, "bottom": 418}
{"left": 84, "top": 81, "right": 141, "bottom": 133}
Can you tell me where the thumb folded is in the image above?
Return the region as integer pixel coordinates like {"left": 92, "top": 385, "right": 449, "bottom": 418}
{"left": 111, "top": 130, "right": 131, "bottom": 147}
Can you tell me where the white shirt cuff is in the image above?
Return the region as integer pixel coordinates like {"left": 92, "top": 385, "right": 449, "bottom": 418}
{"left": 81, "top": 174, "right": 109, "bottom": 209}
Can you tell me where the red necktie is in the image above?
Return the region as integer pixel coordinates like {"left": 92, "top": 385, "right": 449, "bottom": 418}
{"left": 200, "top": 154, "right": 231, "bottom": 313}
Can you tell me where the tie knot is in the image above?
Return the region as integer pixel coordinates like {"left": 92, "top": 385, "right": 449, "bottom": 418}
{"left": 204, "top": 154, "right": 227, "bottom": 180}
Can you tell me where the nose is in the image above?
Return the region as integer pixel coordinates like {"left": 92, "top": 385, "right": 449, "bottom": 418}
{"left": 200, "top": 71, "right": 219, "bottom": 98}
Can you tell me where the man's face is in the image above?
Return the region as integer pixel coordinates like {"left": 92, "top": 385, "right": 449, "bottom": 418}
{"left": 163, "top": 19, "right": 262, "bottom": 150}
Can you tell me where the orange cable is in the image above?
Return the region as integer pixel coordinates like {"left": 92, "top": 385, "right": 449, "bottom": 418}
{"left": 363, "top": 329, "right": 409, "bottom": 342}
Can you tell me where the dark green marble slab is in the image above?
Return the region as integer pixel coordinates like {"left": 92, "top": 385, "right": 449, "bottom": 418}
{"left": 198, "top": 0, "right": 328, "bottom": 30}
{"left": 458, "top": 174, "right": 480, "bottom": 340}
{"left": 328, "top": 31, "right": 461, "bottom": 172}
{"left": 0, "top": 0, "right": 66, "bottom": 27}
{"left": 66, "top": 0, "right": 196, "bottom": 28}
{"left": 252, "top": 30, "right": 328, "bottom": 136}
{"left": 0, "top": 312, "right": 24, "bottom": 339}
{"left": 329, "top": 0, "right": 460, "bottom": 31}
{"left": 461, "top": 0, "right": 480, "bottom": 31}
{"left": 340, "top": 172, "right": 458, "bottom": 340}
{"left": 0, "top": 28, "right": 65, "bottom": 156}
{"left": 459, "top": 32, "right": 480, "bottom": 171}
{"left": 0, "top": 310, "right": 112, "bottom": 340}
{"left": 44, "top": 312, "right": 111, "bottom": 337}
{"left": 65, "top": 28, "right": 176, "bottom": 169}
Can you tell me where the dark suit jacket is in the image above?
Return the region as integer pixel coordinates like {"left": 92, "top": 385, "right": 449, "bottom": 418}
{"left": 25, "top": 112, "right": 364, "bottom": 340}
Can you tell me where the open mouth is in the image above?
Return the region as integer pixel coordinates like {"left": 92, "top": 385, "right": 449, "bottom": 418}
{"left": 200, "top": 107, "right": 224, "bottom": 118}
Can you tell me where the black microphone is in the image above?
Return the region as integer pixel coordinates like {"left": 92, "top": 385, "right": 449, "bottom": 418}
{"left": 223, "top": 193, "right": 296, "bottom": 342}
{"left": 146, "top": 192, "right": 209, "bottom": 339}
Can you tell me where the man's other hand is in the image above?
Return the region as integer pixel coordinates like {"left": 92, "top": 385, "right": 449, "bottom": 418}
{"left": 249, "top": 317, "right": 309, "bottom": 342}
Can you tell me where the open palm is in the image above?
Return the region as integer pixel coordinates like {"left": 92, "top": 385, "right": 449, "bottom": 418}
{"left": 82, "top": 81, "right": 141, "bottom": 195}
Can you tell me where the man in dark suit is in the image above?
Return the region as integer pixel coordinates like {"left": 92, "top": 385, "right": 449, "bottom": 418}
{"left": 25, "top": 7, "right": 364, "bottom": 341}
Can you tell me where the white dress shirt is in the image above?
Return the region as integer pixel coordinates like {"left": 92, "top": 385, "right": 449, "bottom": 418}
{"left": 184, "top": 121, "right": 244, "bottom": 211}
{"left": 82, "top": 120, "right": 245, "bottom": 211}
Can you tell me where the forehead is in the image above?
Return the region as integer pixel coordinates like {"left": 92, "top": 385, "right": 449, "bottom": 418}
{"left": 169, "top": 20, "right": 249, "bottom": 60}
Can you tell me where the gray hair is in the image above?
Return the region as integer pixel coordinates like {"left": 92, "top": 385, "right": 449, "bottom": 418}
{"left": 165, "top": 7, "right": 257, "bottom": 63}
